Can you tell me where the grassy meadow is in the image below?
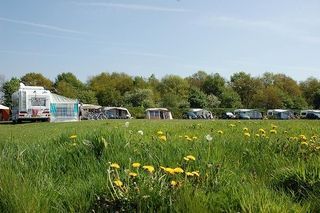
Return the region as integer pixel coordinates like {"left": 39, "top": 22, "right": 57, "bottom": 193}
{"left": 0, "top": 119, "right": 320, "bottom": 212}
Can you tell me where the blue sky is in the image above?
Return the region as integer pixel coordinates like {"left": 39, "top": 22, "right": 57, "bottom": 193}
{"left": 1, "top": 0, "right": 320, "bottom": 82}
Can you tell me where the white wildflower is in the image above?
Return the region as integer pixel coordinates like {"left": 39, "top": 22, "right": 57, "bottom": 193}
{"left": 137, "top": 130, "right": 144, "bottom": 136}
{"left": 205, "top": 134, "right": 213, "bottom": 142}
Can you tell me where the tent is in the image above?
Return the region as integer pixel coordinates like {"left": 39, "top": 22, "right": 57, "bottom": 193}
{"left": 50, "top": 94, "right": 79, "bottom": 122}
{"left": 145, "top": 108, "right": 173, "bottom": 120}
{"left": 0, "top": 104, "right": 10, "bottom": 121}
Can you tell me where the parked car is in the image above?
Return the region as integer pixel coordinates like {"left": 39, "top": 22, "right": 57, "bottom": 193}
{"left": 220, "top": 112, "right": 236, "bottom": 119}
{"left": 234, "top": 109, "right": 262, "bottom": 119}
{"left": 306, "top": 112, "right": 320, "bottom": 119}
{"left": 183, "top": 108, "right": 213, "bottom": 119}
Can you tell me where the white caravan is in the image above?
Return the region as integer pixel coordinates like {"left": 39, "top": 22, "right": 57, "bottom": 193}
{"left": 12, "top": 83, "right": 51, "bottom": 122}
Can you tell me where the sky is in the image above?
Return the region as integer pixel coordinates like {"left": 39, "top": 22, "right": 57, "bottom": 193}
{"left": 1, "top": 0, "right": 320, "bottom": 83}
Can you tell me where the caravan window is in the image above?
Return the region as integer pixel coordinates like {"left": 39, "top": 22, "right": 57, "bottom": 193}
{"left": 31, "top": 97, "right": 46, "bottom": 106}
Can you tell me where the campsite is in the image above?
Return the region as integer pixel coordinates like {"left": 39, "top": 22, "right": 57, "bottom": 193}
{"left": 1, "top": 119, "right": 320, "bottom": 212}
{"left": 2, "top": 1, "right": 320, "bottom": 212}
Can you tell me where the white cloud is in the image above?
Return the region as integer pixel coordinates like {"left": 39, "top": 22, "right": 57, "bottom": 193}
{"left": 73, "top": 2, "right": 191, "bottom": 13}
{"left": 0, "top": 16, "right": 86, "bottom": 34}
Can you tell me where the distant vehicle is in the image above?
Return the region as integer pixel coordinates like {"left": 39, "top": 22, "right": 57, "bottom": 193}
{"left": 300, "top": 110, "right": 320, "bottom": 119}
{"left": 103, "top": 107, "right": 132, "bottom": 119}
{"left": 183, "top": 108, "right": 213, "bottom": 119}
{"left": 12, "top": 83, "right": 51, "bottom": 123}
{"left": 145, "top": 108, "right": 173, "bottom": 120}
{"left": 220, "top": 112, "right": 236, "bottom": 119}
{"left": 234, "top": 109, "right": 262, "bottom": 119}
{"left": 80, "top": 104, "right": 102, "bottom": 120}
{"left": 267, "top": 109, "right": 294, "bottom": 120}
{"left": 305, "top": 111, "right": 320, "bottom": 119}
{"left": 0, "top": 104, "right": 10, "bottom": 121}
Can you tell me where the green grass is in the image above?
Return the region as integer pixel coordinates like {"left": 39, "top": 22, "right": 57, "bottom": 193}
{"left": 0, "top": 120, "right": 320, "bottom": 212}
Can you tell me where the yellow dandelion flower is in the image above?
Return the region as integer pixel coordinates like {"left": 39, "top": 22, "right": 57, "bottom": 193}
{"left": 243, "top": 127, "right": 249, "bottom": 132}
{"left": 69, "top": 135, "right": 77, "bottom": 139}
{"left": 186, "top": 155, "right": 196, "bottom": 161}
{"left": 143, "top": 165, "right": 155, "bottom": 173}
{"left": 129, "top": 172, "right": 138, "bottom": 177}
{"left": 111, "top": 163, "right": 120, "bottom": 169}
{"left": 244, "top": 132, "right": 251, "bottom": 137}
{"left": 170, "top": 180, "right": 178, "bottom": 187}
{"left": 315, "top": 146, "right": 320, "bottom": 150}
{"left": 271, "top": 124, "right": 277, "bottom": 129}
{"left": 186, "top": 137, "right": 192, "bottom": 141}
{"left": 229, "top": 124, "right": 236, "bottom": 127}
{"left": 162, "top": 167, "right": 175, "bottom": 175}
{"left": 255, "top": 134, "right": 260, "bottom": 137}
{"left": 192, "top": 171, "right": 200, "bottom": 177}
{"left": 132, "top": 162, "right": 141, "bottom": 168}
{"left": 301, "top": 141, "right": 308, "bottom": 146}
{"left": 113, "top": 179, "right": 123, "bottom": 187}
{"left": 183, "top": 157, "right": 189, "bottom": 161}
{"left": 186, "top": 172, "right": 194, "bottom": 177}
{"left": 258, "top": 129, "right": 265, "bottom": 134}
{"left": 284, "top": 131, "right": 288, "bottom": 134}
{"left": 192, "top": 136, "right": 198, "bottom": 140}
{"left": 299, "top": 135, "right": 307, "bottom": 142}
{"left": 173, "top": 167, "right": 184, "bottom": 174}
{"left": 270, "top": 129, "right": 277, "bottom": 134}
{"left": 157, "top": 131, "right": 164, "bottom": 135}
{"left": 217, "top": 130, "right": 223, "bottom": 135}
{"left": 159, "top": 135, "right": 167, "bottom": 142}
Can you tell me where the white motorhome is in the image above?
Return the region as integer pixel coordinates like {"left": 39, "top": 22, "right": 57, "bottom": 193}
{"left": 12, "top": 83, "right": 51, "bottom": 122}
{"left": 267, "top": 109, "right": 294, "bottom": 120}
{"left": 300, "top": 110, "right": 320, "bottom": 119}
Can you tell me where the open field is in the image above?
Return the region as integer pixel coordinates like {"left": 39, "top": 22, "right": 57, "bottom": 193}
{"left": 1, "top": 120, "right": 320, "bottom": 212}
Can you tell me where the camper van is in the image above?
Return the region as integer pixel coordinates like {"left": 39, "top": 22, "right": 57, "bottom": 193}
{"left": 183, "top": 108, "right": 213, "bottom": 119}
{"left": 234, "top": 109, "right": 262, "bottom": 119}
{"left": 267, "top": 109, "right": 294, "bottom": 120}
{"left": 12, "top": 83, "right": 51, "bottom": 122}
{"left": 300, "top": 110, "right": 320, "bottom": 119}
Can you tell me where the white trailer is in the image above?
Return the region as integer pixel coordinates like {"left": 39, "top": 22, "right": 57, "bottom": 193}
{"left": 12, "top": 83, "right": 51, "bottom": 122}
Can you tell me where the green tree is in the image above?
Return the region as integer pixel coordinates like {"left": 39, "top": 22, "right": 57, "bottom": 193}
{"left": 220, "top": 87, "right": 242, "bottom": 108}
{"left": 188, "top": 87, "right": 208, "bottom": 108}
{"left": 96, "top": 89, "right": 123, "bottom": 106}
{"left": 158, "top": 75, "right": 189, "bottom": 108}
{"left": 54, "top": 72, "right": 86, "bottom": 99}
{"left": 252, "top": 86, "right": 283, "bottom": 109}
{"left": 300, "top": 77, "right": 320, "bottom": 108}
{"left": 202, "top": 73, "right": 225, "bottom": 97}
{"left": 313, "top": 89, "right": 320, "bottom": 109}
{"left": 124, "top": 89, "right": 154, "bottom": 108}
{"left": 77, "top": 90, "right": 98, "bottom": 104}
{"left": 206, "top": 94, "right": 221, "bottom": 109}
{"left": 55, "top": 72, "right": 85, "bottom": 90}
{"left": 2, "top": 77, "right": 20, "bottom": 107}
{"left": 21, "top": 72, "right": 53, "bottom": 90}
{"left": 186, "top": 71, "right": 208, "bottom": 89}
{"left": 230, "top": 72, "right": 262, "bottom": 107}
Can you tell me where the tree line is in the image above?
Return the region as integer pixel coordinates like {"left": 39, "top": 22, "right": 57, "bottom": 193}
{"left": 1, "top": 71, "right": 320, "bottom": 111}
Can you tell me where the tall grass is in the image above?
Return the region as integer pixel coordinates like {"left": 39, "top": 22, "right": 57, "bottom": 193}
{"left": 0, "top": 120, "right": 319, "bottom": 212}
